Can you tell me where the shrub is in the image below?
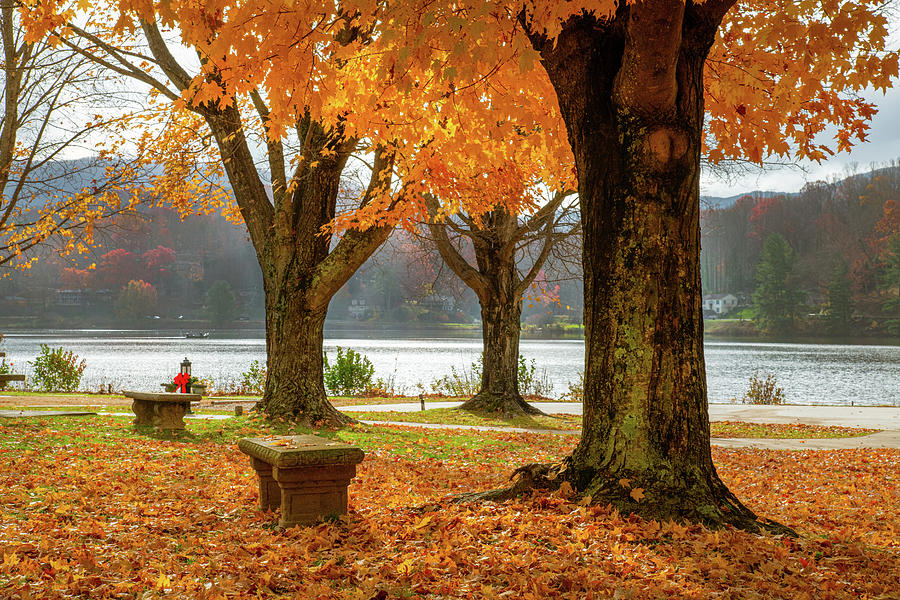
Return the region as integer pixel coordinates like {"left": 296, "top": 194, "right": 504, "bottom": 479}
{"left": 430, "top": 354, "right": 553, "bottom": 397}
{"left": 430, "top": 358, "right": 482, "bottom": 396}
{"left": 29, "top": 345, "right": 87, "bottom": 392}
{"left": 0, "top": 357, "right": 13, "bottom": 392}
{"left": 323, "top": 347, "right": 375, "bottom": 396}
{"left": 518, "top": 356, "right": 553, "bottom": 397}
{"left": 741, "top": 371, "right": 785, "bottom": 405}
{"left": 561, "top": 371, "right": 584, "bottom": 402}
{"left": 239, "top": 360, "right": 267, "bottom": 395}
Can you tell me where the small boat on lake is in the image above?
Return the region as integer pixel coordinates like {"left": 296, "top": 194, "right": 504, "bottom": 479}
{"left": 185, "top": 331, "right": 210, "bottom": 339}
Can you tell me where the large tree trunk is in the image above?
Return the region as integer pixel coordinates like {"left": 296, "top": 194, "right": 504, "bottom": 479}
{"left": 519, "top": 5, "right": 788, "bottom": 533}
{"left": 460, "top": 290, "right": 541, "bottom": 415}
{"left": 261, "top": 288, "right": 349, "bottom": 427}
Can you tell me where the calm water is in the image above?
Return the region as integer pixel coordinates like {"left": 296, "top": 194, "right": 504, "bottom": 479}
{"left": 1, "top": 330, "right": 898, "bottom": 405}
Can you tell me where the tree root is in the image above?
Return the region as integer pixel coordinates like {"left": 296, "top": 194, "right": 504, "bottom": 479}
{"left": 451, "top": 461, "right": 798, "bottom": 537}
{"left": 452, "top": 462, "right": 562, "bottom": 503}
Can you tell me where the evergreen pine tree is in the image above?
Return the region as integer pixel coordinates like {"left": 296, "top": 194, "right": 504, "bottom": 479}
{"left": 826, "top": 261, "right": 854, "bottom": 335}
{"left": 752, "top": 234, "right": 802, "bottom": 334}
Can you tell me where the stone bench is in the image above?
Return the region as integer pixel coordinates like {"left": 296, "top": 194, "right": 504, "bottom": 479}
{"left": 123, "top": 391, "right": 201, "bottom": 430}
{"left": 0, "top": 374, "right": 25, "bottom": 386}
{"left": 237, "top": 435, "right": 364, "bottom": 528}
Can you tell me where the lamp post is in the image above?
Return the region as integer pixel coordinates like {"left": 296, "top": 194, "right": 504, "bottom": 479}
{"left": 181, "top": 357, "right": 193, "bottom": 414}
{"left": 181, "top": 357, "right": 192, "bottom": 383}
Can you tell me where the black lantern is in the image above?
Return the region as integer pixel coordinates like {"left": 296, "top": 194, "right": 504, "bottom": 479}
{"left": 180, "top": 357, "right": 194, "bottom": 413}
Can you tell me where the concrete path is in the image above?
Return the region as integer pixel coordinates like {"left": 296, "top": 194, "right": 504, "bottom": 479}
{"left": 341, "top": 401, "right": 900, "bottom": 430}
{"left": 0, "top": 410, "right": 96, "bottom": 418}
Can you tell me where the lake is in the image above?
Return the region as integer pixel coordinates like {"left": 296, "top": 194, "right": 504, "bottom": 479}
{"left": 1, "top": 330, "right": 898, "bottom": 406}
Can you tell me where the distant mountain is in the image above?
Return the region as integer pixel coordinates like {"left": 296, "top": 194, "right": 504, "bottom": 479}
{"left": 700, "top": 190, "right": 795, "bottom": 210}
{"left": 701, "top": 164, "right": 900, "bottom": 210}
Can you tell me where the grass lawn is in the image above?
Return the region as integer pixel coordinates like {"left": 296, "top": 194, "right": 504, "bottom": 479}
{"left": 348, "top": 407, "right": 582, "bottom": 430}
{"left": 0, "top": 413, "right": 897, "bottom": 599}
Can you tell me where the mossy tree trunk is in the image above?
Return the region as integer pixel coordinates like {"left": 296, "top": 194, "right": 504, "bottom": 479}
{"left": 522, "top": 2, "right": 789, "bottom": 532}
{"left": 426, "top": 201, "right": 574, "bottom": 415}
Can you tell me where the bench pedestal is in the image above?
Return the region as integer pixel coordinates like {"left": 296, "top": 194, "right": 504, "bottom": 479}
{"left": 239, "top": 435, "right": 364, "bottom": 527}
{"left": 124, "top": 391, "right": 202, "bottom": 430}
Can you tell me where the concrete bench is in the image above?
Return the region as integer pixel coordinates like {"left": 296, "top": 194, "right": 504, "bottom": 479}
{"left": 0, "top": 374, "right": 25, "bottom": 386}
{"left": 237, "top": 435, "right": 364, "bottom": 528}
{"left": 123, "top": 391, "right": 201, "bottom": 430}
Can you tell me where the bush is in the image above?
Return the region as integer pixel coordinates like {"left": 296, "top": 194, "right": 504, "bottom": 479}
{"left": 561, "top": 371, "right": 584, "bottom": 402}
{"left": 323, "top": 347, "right": 375, "bottom": 396}
{"left": 239, "top": 360, "right": 267, "bottom": 395}
{"left": 518, "top": 356, "right": 553, "bottom": 397}
{"left": 430, "top": 354, "right": 553, "bottom": 397}
{"left": 29, "top": 345, "right": 87, "bottom": 392}
{"left": 430, "top": 358, "right": 482, "bottom": 396}
{"left": 0, "top": 356, "right": 13, "bottom": 392}
{"left": 741, "top": 371, "right": 785, "bottom": 405}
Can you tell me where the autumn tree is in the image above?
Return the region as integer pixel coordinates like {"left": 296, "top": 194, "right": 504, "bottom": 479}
{"left": 34, "top": 5, "right": 424, "bottom": 425}
{"left": 1, "top": 3, "right": 148, "bottom": 270}
{"left": 480, "top": 0, "right": 896, "bottom": 531}
{"left": 115, "top": 279, "right": 157, "bottom": 320}
{"left": 425, "top": 188, "right": 578, "bottom": 415}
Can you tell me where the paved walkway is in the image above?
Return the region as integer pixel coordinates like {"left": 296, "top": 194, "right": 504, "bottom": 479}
{"left": 0, "top": 410, "right": 96, "bottom": 418}
{"left": 357, "top": 420, "right": 900, "bottom": 450}
{"left": 341, "top": 401, "right": 900, "bottom": 430}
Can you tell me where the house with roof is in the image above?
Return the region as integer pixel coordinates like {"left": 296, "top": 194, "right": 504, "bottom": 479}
{"left": 703, "top": 293, "right": 738, "bottom": 315}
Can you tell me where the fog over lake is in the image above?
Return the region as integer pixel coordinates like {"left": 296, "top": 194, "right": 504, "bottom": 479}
{"left": 2, "top": 331, "right": 898, "bottom": 406}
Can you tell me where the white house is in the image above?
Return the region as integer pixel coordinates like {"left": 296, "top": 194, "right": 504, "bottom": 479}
{"left": 703, "top": 293, "right": 738, "bottom": 315}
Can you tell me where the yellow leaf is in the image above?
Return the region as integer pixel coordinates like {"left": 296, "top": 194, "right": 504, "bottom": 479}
{"left": 49, "top": 558, "right": 68, "bottom": 572}
{"left": 618, "top": 478, "right": 631, "bottom": 488}
{"left": 396, "top": 557, "right": 417, "bottom": 575}
{"left": 414, "top": 515, "right": 432, "bottom": 529}
{"left": 156, "top": 573, "right": 171, "bottom": 588}
{"left": 630, "top": 487, "right": 645, "bottom": 502}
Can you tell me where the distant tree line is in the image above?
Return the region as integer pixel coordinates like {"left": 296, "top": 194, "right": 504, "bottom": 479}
{"left": 701, "top": 163, "right": 900, "bottom": 334}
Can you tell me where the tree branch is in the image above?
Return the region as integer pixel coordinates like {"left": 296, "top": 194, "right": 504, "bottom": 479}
{"left": 249, "top": 88, "right": 287, "bottom": 205}
{"left": 424, "top": 195, "right": 490, "bottom": 298}
{"left": 306, "top": 148, "right": 398, "bottom": 310}
{"left": 613, "top": 0, "right": 684, "bottom": 116}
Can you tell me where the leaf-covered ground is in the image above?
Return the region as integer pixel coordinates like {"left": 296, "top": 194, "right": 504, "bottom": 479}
{"left": 0, "top": 416, "right": 897, "bottom": 599}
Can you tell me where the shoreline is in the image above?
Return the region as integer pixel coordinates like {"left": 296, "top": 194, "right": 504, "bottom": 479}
{"left": 4, "top": 322, "right": 900, "bottom": 345}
